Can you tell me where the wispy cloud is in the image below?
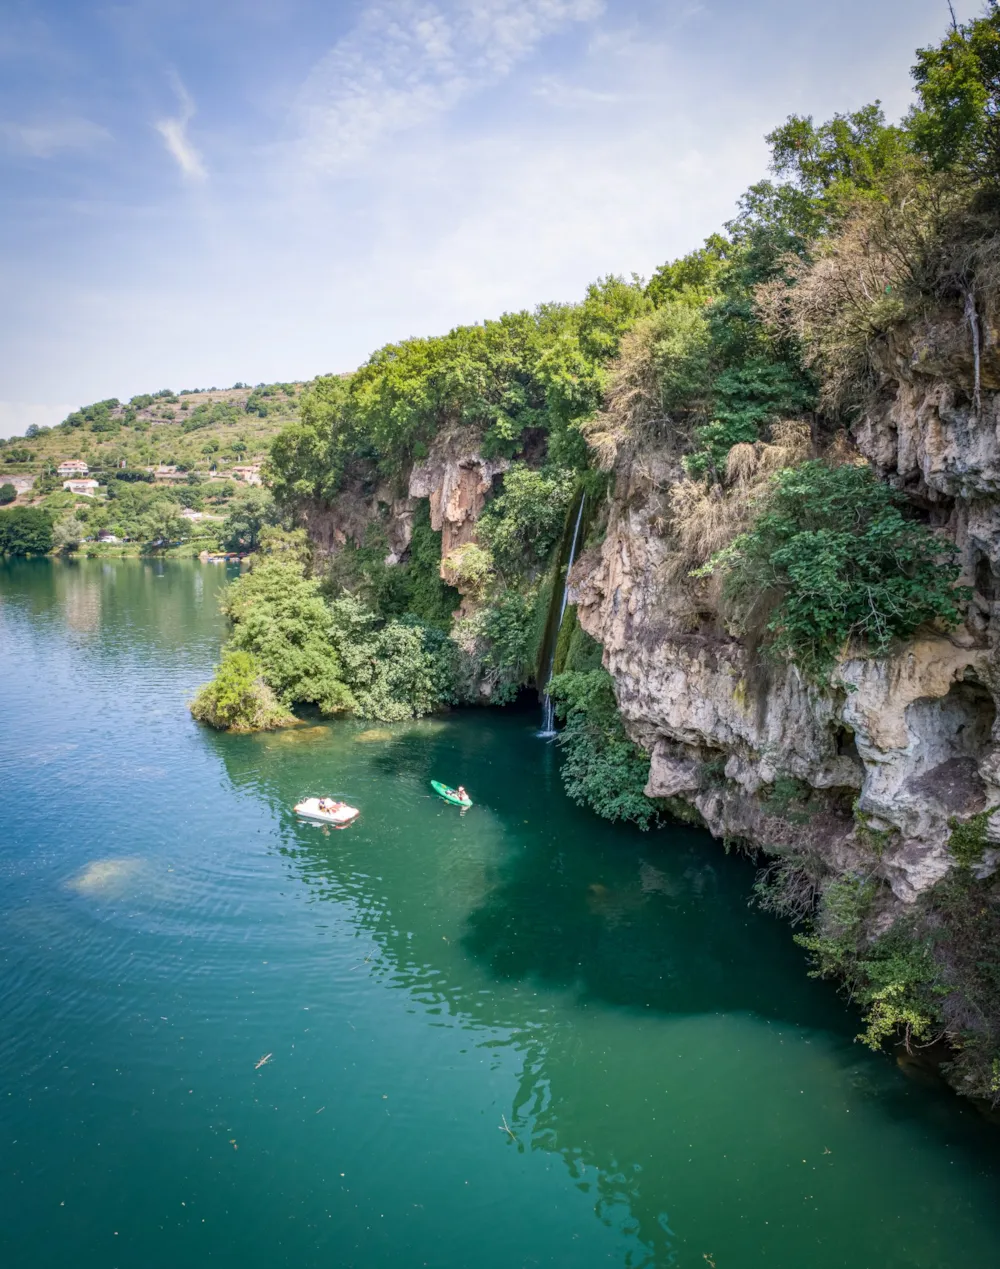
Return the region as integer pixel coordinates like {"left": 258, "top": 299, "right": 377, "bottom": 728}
{"left": 298, "top": 0, "right": 604, "bottom": 167}
{"left": 0, "top": 117, "right": 109, "bottom": 157}
{"left": 155, "top": 75, "right": 206, "bottom": 179}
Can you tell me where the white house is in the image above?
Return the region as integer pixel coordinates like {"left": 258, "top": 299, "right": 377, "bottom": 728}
{"left": 57, "top": 459, "right": 89, "bottom": 476}
{"left": 63, "top": 479, "right": 99, "bottom": 496}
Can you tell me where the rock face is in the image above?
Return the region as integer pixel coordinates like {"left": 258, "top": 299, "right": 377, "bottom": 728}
{"left": 573, "top": 308, "right": 1000, "bottom": 908}
{"left": 409, "top": 430, "right": 508, "bottom": 572}
{"left": 300, "top": 474, "right": 416, "bottom": 564}
{"left": 299, "top": 431, "right": 505, "bottom": 573}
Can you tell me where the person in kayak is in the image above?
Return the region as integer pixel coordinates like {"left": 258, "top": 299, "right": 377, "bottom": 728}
{"left": 456, "top": 786, "right": 468, "bottom": 803}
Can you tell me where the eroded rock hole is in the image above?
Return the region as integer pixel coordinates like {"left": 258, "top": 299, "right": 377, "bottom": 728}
{"left": 905, "top": 679, "right": 996, "bottom": 815}
{"left": 834, "top": 724, "right": 861, "bottom": 762}
{"left": 974, "top": 549, "right": 999, "bottom": 606}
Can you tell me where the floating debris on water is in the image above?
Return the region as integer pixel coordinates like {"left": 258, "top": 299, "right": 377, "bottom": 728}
{"left": 255, "top": 1053, "right": 273, "bottom": 1070}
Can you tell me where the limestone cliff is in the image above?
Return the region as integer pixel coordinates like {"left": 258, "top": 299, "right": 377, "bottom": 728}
{"left": 299, "top": 429, "right": 505, "bottom": 576}
{"left": 409, "top": 430, "right": 508, "bottom": 578}
{"left": 574, "top": 306, "right": 1000, "bottom": 908}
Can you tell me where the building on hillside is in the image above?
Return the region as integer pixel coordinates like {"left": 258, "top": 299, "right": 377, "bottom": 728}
{"left": 57, "top": 459, "right": 89, "bottom": 476}
{"left": 63, "top": 479, "right": 99, "bottom": 496}
{"left": 97, "top": 530, "right": 120, "bottom": 543}
{"left": 180, "top": 508, "right": 205, "bottom": 521}
{"left": 231, "top": 464, "right": 262, "bottom": 485}
{"left": 148, "top": 465, "right": 187, "bottom": 482}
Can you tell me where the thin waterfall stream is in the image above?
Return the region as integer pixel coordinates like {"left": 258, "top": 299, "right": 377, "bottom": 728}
{"left": 539, "top": 493, "right": 585, "bottom": 737}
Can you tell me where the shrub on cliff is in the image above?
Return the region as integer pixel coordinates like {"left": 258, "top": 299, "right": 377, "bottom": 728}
{"left": 704, "top": 461, "right": 966, "bottom": 680}
{"left": 190, "top": 650, "right": 293, "bottom": 731}
{"left": 455, "top": 589, "right": 538, "bottom": 705}
{"left": 548, "top": 669, "right": 657, "bottom": 829}
{"left": 0, "top": 506, "right": 53, "bottom": 555}
{"left": 323, "top": 504, "right": 459, "bottom": 631}
{"left": 477, "top": 464, "right": 575, "bottom": 575}
{"left": 0, "top": 483, "right": 16, "bottom": 505}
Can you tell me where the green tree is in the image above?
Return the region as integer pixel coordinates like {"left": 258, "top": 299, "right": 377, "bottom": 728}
{"left": 766, "top": 103, "right": 909, "bottom": 208}
{"left": 910, "top": 3, "right": 1000, "bottom": 187}
{"left": 477, "top": 465, "right": 576, "bottom": 575}
{"left": 0, "top": 483, "right": 16, "bottom": 505}
{"left": 190, "top": 650, "right": 292, "bottom": 731}
{"left": 646, "top": 235, "right": 730, "bottom": 306}
{"left": 548, "top": 669, "right": 657, "bottom": 828}
{"left": 0, "top": 507, "right": 53, "bottom": 555}
{"left": 328, "top": 595, "right": 460, "bottom": 721}
{"left": 138, "top": 502, "right": 186, "bottom": 547}
{"left": 53, "top": 515, "right": 86, "bottom": 553}
{"left": 224, "top": 556, "right": 354, "bottom": 714}
{"left": 222, "top": 487, "right": 278, "bottom": 553}
{"left": 266, "top": 375, "right": 352, "bottom": 507}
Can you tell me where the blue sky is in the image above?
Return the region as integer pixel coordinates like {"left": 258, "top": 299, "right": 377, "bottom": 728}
{"left": 0, "top": 0, "right": 983, "bottom": 436}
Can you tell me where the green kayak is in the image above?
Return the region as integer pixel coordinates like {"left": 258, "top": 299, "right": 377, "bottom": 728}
{"left": 431, "top": 780, "right": 472, "bottom": 808}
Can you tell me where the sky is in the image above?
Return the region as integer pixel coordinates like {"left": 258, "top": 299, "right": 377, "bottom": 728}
{"left": 0, "top": 0, "right": 985, "bottom": 437}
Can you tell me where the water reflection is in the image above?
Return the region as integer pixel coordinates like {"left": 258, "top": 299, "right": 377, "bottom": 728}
{"left": 0, "top": 557, "right": 232, "bottom": 668}
{"left": 204, "top": 713, "right": 1000, "bottom": 1268}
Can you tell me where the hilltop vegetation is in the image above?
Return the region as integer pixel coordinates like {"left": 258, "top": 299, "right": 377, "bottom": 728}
{"left": 0, "top": 381, "right": 302, "bottom": 478}
{"left": 0, "top": 381, "right": 307, "bottom": 554}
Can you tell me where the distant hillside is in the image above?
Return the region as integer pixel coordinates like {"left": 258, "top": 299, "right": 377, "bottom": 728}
{"left": 0, "top": 381, "right": 304, "bottom": 482}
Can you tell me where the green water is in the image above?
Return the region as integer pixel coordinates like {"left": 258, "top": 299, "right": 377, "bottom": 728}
{"left": 1, "top": 558, "right": 998, "bottom": 1268}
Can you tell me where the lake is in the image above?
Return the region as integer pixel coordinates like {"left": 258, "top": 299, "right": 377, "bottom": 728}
{"left": 1, "top": 557, "right": 998, "bottom": 1268}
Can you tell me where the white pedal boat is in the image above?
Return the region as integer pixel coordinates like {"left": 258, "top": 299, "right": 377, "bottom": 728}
{"left": 294, "top": 797, "right": 360, "bottom": 826}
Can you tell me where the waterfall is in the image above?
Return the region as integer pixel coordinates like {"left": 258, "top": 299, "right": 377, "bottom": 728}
{"left": 538, "top": 493, "right": 585, "bottom": 738}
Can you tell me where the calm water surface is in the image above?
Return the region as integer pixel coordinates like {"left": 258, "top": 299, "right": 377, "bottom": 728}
{"left": 1, "top": 558, "right": 998, "bottom": 1268}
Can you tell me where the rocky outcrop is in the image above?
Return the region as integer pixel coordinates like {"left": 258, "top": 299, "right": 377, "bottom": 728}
{"left": 299, "top": 430, "right": 505, "bottom": 572}
{"left": 574, "top": 312, "right": 1000, "bottom": 908}
{"left": 409, "top": 430, "right": 508, "bottom": 572}
{"left": 300, "top": 474, "right": 416, "bottom": 564}
{"left": 855, "top": 308, "right": 1000, "bottom": 640}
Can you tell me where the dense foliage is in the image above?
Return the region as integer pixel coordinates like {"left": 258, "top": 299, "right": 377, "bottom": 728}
{"left": 328, "top": 596, "right": 461, "bottom": 722}
{"left": 0, "top": 507, "right": 53, "bottom": 555}
{"left": 792, "top": 837, "right": 1000, "bottom": 1103}
{"left": 548, "top": 669, "right": 657, "bottom": 829}
{"left": 222, "top": 488, "right": 278, "bottom": 553}
{"left": 909, "top": 2, "right": 1000, "bottom": 188}
{"left": 323, "top": 502, "right": 459, "bottom": 631}
{"left": 193, "top": 539, "right": 467, "bottom": 730}
{"left": 476, "top": 465, "right": 575, "bottom": 575}
{"left": 190, "top": 650, "right": 292, "bottom": 731}
{"left": 267, "top": 278, "right": 649, "bottom": 506}
{"left": 222, "top": 555, "right": 355, "bottom": 716}
{"left": 705, "top": 462, "right": 966, "bottom": 680}
{"left": 0, "top": 483, "right": 16, "bottom": 505}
